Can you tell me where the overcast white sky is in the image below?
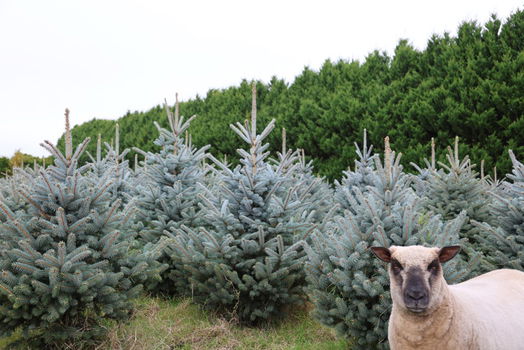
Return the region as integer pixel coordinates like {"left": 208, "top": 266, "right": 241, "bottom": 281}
{"left": 0, "top": 0, "right": 522, "bottom": 157}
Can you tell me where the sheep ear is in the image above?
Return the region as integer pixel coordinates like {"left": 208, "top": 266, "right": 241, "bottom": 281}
{"left": 370, "top": 247, "right": 391, "bottom": 263}
{"left": 439, "top": 246, "right": 461, "bottom": 263}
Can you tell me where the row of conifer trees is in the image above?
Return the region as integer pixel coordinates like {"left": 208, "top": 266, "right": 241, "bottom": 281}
{"left": 1, "top": 84, "right": 524, "bottom": 349}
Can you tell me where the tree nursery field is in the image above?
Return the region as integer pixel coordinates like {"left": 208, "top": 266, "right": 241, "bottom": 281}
{"left": 1, "top": 9, "right": 524, "bottom": 350}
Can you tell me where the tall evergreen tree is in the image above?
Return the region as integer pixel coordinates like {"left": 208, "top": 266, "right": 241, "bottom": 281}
{"left": 415, "top": 137, "right": 493, "bottom": 272}
{"left": 0, "top": 172, "right": 31, "bottom": 224}
{"left": 305, "top": 138, "right": 470, "bottom": 350}
{"left": 410, "top": 137, "right": 442, "bottom": 197}
{"left": 162, "top": 84, "right": 323, "bottom": 323}
{"left": 0, "top": 110, "right": 159, "bottom": 348}
{"left": 270, "top": 128, "right": 336, "bottom": 232}
{"left": 86, "top": 126, "right": 135, "bottom": 207}
{"left": 334, "top": 129, "right": 377, "bottom": 212}
{"left": 473, "top": 149, "right": 524, "bottom": 270}
{"left": 133, "top": 95, "right": 209, "bottom": 293}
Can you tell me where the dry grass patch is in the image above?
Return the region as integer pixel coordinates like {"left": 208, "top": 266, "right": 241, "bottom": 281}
{"left": 0, "top": 296, "right": 349, "bottom": 349}
{"left": 97, "top": 296, "right": 349, "bottom": 350}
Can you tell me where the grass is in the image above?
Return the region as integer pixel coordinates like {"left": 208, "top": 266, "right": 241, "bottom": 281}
{"left": 0, "top": 296, "right": 349, "bottom": 349}
{"left": 97, "top": 296, "right": 350, "bottom": 350}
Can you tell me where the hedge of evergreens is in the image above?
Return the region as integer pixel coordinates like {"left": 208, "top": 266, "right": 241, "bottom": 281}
{"left": 56, "top": 10, "right": 524, "bottom": 181}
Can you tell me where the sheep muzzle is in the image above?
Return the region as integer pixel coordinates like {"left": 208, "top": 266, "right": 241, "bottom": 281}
{"left": 403, "top": 267, "right": 430, "bottom": 313}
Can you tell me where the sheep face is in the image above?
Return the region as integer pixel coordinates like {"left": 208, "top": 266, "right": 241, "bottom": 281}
{"left": 371, "top": 245, "right": 460, "bottom": 314}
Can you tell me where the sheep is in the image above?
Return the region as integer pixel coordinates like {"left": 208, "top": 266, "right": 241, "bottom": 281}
{"left": 371, "top": 245, "right": 524, "bottom": 350}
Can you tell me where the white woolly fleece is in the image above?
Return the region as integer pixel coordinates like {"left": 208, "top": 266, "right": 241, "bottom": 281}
{"left": 387, "top": 246, "right": 524, "bottom": 350}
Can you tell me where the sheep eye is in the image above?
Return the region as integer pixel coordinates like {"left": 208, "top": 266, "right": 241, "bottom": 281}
{"left": 391, "top": 260, "right": 403, "bottom": 274}
{"left": 427, "top": 260, "right": 439, "bottom": 272}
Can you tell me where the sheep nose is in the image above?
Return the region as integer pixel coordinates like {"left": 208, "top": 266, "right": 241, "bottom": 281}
{"left": 406, "top": 290, "right": 426, "bottom": 301}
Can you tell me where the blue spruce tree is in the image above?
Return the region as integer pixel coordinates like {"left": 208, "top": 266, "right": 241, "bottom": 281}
{"left": 0, "top": 172, "right": 30, "bottom": 224}
{"left": 473, "top": 150, "right": 524, "bottom": 270}
{"left": 305, "top": 137, "right": 469, "bottom": 350}
{"left": 162, "top": 83, "right": 322, "bottom": 324}
{"left": 410, "top": 137, "right": 441, "bottom": 197}
{"left": 270, "top": 128, "right": 335, "bottom": 232}
{"left": 86, "top": 125, "right": 135, "bottom": 207}
{"left": 414, "top": 137, "right": 493, "bottom": 273}
{"left": 133, "top": 95, "right": 209, "bottom": 293}
{"left": 0, "top": 110, "right": 160, "bottom": 348}
{"left": 334, "top": 129, "right": 377, "bottom": 212}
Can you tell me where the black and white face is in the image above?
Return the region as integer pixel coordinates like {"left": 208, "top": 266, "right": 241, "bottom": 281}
{"left": 371, "top": 245, "right": 460, "bottom": 314}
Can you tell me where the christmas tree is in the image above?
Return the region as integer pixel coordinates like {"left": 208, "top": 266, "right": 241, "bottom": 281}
{"left": 0, "top": 171, "right": 31, "bottom": 224}
{"left": 410, "top": 137, "right": 441, "bottom": 197}
{"left": 473, "top": 150, "right": 524, "bottom": 270}
{"left": 86, "top": 125, "right": 135, "bottom": 207}
{"left": 334, "top": 129, "right": 377, "bottom": 213}
{"left": 414, "top": 137, "right": 493, "bottom": 272}
{"left": 270, "top": 128, "right": 335, "bottom": 232}
{"left": 133, "top": 95, "right": 209, "bottom": 293}
{"left": 305, "top": 138, "right": 470, "bottom": 350}
{"left": 0, "top": 110, "right": 159, "bottom": 347}
{"left": 162, "top": 83, "right": 322, "bottom": 323}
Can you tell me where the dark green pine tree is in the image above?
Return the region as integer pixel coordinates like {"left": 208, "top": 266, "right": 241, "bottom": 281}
{"left": 133, "top": 95, "right": 209, "bottom": 293}
{"left": 162, "top": 84, "right": 322, "bottom": 324}
{"left": 0, "top": 110, "right": 160, "bottom": 348}
{"left": 305, "top": 138, "right": 470, "bottom": 350}
{"left": 473, "top": 150, "right": 524, "bottom": 270}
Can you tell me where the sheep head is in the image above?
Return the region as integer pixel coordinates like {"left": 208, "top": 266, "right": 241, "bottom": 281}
{"left": 371, "top": 245, "right": 460, "bottom": 314}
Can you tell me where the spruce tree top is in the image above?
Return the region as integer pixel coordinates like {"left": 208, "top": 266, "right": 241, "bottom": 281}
{"left": 133, "top": 95, "right": 210, "bottom": 250}
{"left": 335, "top": 129, "right": 377, "bottom": 212}
{"left": 136, "top": 94, "right": 209, "bottom": 188}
